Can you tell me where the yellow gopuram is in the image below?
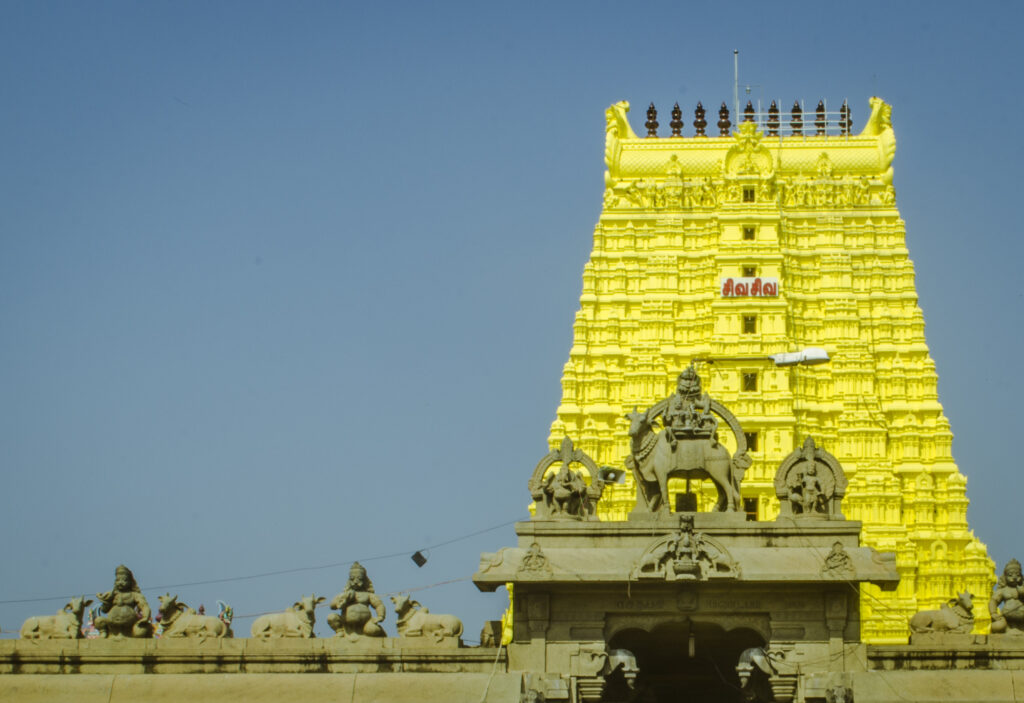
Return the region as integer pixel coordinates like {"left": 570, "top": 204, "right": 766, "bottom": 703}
{"left": 549, "top": 97, "right": 994, "bottom": 643}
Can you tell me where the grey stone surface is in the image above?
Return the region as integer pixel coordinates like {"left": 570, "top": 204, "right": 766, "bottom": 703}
{"left": 528, "top": 437, "right": 604, "bottom": 520}
{"left": 909, "top": 592, "right": 975, "bottom": 635}
{"left": 774, "top": 436, "right": 848, "bottom": 520}
{"left": 992, "top": 559, "right": 1024, "bottom": 635}
{"left": 625, "top": 366, "right": 751, "bottom": 514}
{"left": 94, "top": 566, "right": 152, "bottom": 639}
{"left": 328, "top": 563, "right": 387, "bottom": 639}
{"left": 0, "top": 672, "right": 523, "bottom": 703}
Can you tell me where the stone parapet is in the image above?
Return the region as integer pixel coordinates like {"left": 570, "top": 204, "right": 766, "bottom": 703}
{"left": 0, "top": 638, "right": 504, "bottom": 676}
{"left": 0, "top": 671, "right": 523, "bottom": 703}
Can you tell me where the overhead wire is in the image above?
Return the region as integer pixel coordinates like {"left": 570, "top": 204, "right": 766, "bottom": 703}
{"left": 0, "top": 517, "right": 525, "bottom": 607}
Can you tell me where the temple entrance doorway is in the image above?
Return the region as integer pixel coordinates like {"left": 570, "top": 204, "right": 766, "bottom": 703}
{"left": 607, "top": 622, "right": 763, "bottom": 702}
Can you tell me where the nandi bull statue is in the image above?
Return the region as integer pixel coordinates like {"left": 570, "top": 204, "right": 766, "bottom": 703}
{"left": 390, "top": 593, "right": 463, "bottom": 643}
{"left": 626, "top": 365, "right": 751, "bottom": 514}
{"left": 251, "top": 594, "right": 325, "bottom": 638}
{"left": 20, "top": 595, "right": 93, "bottom": 639}
{"left": 909, "top": 591, "right": 974, "bottom": 634}
{"left": 157, "top": 594, "right": 233, "bottom": 638}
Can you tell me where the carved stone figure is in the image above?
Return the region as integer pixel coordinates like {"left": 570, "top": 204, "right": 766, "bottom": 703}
{"left": 633, "top": 515, "right": 739, "bottom": 581}
{"left": 826, "top": 686, "right": 854, "bottom": 703}
{"left": 528, "top": 437, "right": 604, "bottom": 520}
{"left": 327, "top": 562, "right": 386, "bottom": 638}
{"left": 95, "top": 565, "right": 153, "bottom": 638}
{"left": 821, "top": 542, "right": 855, "bottom": 579}
{"left": 774, "top": 437, "right": 848, "bottom": 519}
{"left": 990, "top": 559, "right": 1024, "bottom": 634}
{"left": 157, "top": 594, "right": 233, "bottom": 638}
{"left": 250, "top": 593, "right": 325, "bottom": 638}
{"left": 909, "top": 592, "right": 974, "bottom": 634}
{"left": 20, "top": 596, "right": 93, "bottom": 639}
{"left": 626, "top": 365, "right": 750, "bottom": 514}
{"left": 517, "top": 542, "right": 552, "bottom": 578}
{"left": 390, "top": 593, "right": 463, "bottom": 642}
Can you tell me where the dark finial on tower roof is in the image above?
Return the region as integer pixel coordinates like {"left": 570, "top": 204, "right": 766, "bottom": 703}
{"left": 839, "top": 100, "right": 852, "bottom": 135}
{"left": 670, "top": 102, "right": 683, "bottom": 137}
{"left": 767, "top": 100, "right": 780, "bottom": 137}
{"left": 645, "top": 103, "right": 659, "bottom": 138}
{"left": 790, "top": 101, "right": 803, "bottom": 136}
{"left": 693, "top": 102, "right": 707, "bottom": 136}
{"left": 815, "top": 100, "right": 826, "bottom": 135}
{"left": 718, "top": 102, "right": 731, "bottom": 137}
{"left": 743, "top": 100, "right": 755, "bottom": 123}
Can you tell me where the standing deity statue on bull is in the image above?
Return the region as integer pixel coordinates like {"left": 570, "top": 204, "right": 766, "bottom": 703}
{"left": 626, "top": 365, "right": 751, "bottom": 515}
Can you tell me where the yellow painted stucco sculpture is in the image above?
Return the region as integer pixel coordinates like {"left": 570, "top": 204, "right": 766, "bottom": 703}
{"left": 551, "top": 96, "right": 994, "bottom": 642}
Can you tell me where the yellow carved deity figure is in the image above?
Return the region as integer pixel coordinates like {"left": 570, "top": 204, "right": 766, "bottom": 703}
{"left": 550, "top": 97, "right": 994, "bottom": 642}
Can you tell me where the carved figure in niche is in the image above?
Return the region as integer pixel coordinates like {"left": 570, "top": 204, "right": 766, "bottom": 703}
{"left": 157, "top": 594, "right": 233, "bottom": 638}
{"left": 633, "top": 515, "right": 739, "bottom": 581}
{"left": 990, "top": 559, "right": 1024, "bottom": 634}
{"left": 95, "top": 565, "right": 153, "bottom": 638}
{"left": 774, "top": 437, "right": 847, "bottom": 519}
{"left": 826, "top": 686, "right": 854, "bottom": 703}
{"left": 251, "top": 593, "right": 325, "bottom": 638}
{"left": 517, "top": 542, "right": 552, "bottom": 577}
{"left": 390, "top": 593, "right": 463, "bottom": 642}
{"left": 327, "top": 562, "right": 386, "bottom": 638}
{"left": 909, "top": 591, "right": 974, "bottom": 634}
{"left": 699, "top": 178, "right": 716, "bottom": 207}
{"left": 626, "top": 365, "right": 750, "bottom": 514}
{"left": 528, "top": 437, "right": 604, "bottom": 520}
{"left": 20, "top": 596, "right": 93, "bottom": 639}
{"left": 821, "top": 542, "right": 855, "bottom": 579}
{"left": 665, "top": 154, "right": 682, "bottom": 179}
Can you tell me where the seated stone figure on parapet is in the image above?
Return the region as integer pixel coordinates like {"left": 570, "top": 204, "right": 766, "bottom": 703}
{"left": 990, "top": 559, "right": 1024, "bottom": 635}
{"left": 327, "top": 562, "right": 387, "bottom": 639}
{"left": 94, "top": 565, "right": 153, "bottom": 638}
{"left": 626, "top": 365, "right": 749, "bottom": 515}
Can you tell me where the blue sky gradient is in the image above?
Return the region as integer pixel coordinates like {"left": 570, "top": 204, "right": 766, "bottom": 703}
{"left": 1, "top": 1, "right": 1022, "bottom": 638}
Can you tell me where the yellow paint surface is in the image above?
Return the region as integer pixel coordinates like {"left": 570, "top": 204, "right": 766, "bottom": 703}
{"left": 549, "top": 98, "right": 993, "bottom": 643}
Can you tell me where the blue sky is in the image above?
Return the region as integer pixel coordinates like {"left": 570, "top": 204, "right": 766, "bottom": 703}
{"left": 2, "top": 1, "right": 1022, "bottom": 638}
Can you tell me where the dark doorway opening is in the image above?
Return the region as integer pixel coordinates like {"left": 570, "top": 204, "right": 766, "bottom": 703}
{"left": 607, "top": 621, "right": 763, "bottom": 702}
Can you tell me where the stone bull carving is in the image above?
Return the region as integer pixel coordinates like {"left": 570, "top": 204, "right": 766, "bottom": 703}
{"left": 391, "top": 593, "right": 463, "bottom": 641}
{"left": 157, "top": 594, "right": 233, "bottom": 638}
{"left": 251, "top": 594, "right": 325, "bottom": 638}
{"left": 908, "top": 591, "right": 974, "bottom": 634}
{"left": 20, "top": 596, "right": 93, "bottom": 639}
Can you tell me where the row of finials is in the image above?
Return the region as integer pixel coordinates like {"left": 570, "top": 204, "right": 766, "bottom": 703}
{"left": 644, "top": 100, "right": 854, "bottom": 138}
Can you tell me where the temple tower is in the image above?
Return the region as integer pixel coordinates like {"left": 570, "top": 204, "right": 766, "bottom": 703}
{"left": 549, "top": 98, "right": 993, "bottom": 643}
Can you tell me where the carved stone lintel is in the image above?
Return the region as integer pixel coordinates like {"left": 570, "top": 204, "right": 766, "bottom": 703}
{"left": 631, "top": 515, "right": 739, "bottom": 581}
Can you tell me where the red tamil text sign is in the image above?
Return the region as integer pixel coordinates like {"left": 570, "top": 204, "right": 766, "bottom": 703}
{"left": 721, "top": 277, "right": 779, "bottom": 297}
